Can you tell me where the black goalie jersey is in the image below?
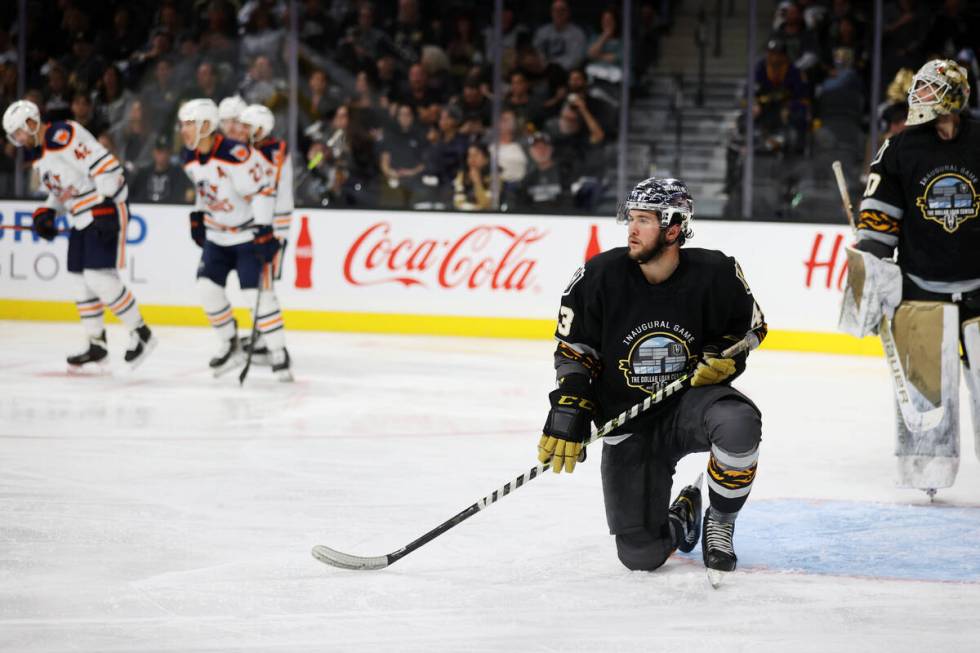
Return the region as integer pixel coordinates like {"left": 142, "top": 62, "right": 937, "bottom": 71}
{"left": 858, "top": 118, "right": 980, "bottom": 286}
{"left": 554, "top": 247, "right": 766, "bottom": 427}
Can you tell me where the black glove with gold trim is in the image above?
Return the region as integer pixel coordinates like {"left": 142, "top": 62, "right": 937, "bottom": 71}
{"left": 538, "top": 374, "right": 596, "bottom": 473}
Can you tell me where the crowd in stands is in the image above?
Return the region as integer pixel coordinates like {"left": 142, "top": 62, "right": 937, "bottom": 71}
{"left": 0, "top": 0, "right": 672, "bottom": 213}
{"left": 724, "top": 0, "right": 979, "bottom": 219}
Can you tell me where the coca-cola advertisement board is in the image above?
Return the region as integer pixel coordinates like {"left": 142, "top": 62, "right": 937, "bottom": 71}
{"left": 0, "top": 200, "right": 859, "bottom": 348}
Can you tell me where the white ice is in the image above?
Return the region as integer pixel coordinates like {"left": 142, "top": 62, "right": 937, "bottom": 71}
{"left": 1, "top": 321, "right": 979, "bottom": 652}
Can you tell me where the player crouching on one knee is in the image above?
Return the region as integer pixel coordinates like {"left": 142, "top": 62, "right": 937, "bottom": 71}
{"left": 3, "top": 99, "right": 156, "bottom": 371}
{"left": 539, "top": 177, "right": 767, "bottom": 577}
{"left": 840, "top": 59, "right": 979, "bottom": 496}
{"left": 177, "top": 98, "right": 292, "bottom": 381}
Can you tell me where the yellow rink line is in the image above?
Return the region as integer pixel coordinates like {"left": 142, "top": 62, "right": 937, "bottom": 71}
{"left": 0, "top": 299, "right": 883, "bottom": 356}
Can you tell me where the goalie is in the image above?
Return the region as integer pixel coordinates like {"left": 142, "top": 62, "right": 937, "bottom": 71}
{"left": 840, "top": 59, "right": 980, "bottom": 496}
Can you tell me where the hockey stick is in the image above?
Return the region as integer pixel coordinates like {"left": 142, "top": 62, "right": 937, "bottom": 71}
{"left": 238, "top": 263, "right": 266, "bottom": 385}
{"left": 831, "top": 160, "right": 944, "bottom": 431}
{"left": 311, "top": 332, "right": 762, "bottom": 571}
{"left": 0, "top": 225, "right": 69, "bottom": 234}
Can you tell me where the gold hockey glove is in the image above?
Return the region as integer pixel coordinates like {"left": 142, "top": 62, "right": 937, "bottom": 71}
{"left": 691, "top": 351, "right": 737, "bottom": 387}
{"left": 538, "top": 375, "right": 596, "bottom": 473}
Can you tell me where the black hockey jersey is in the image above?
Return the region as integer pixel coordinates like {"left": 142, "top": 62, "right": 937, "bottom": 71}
{"left": 858, "top": 118, "right": 980, "bottom": 284}
{"left": 554, "top": 247, "right": 765, "bottom": 426}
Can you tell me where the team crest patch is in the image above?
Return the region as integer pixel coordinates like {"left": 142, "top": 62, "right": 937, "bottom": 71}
{"left": 52, "top": 129, "right": 71, "bottom": 145}
{"left": 915, "top": 173, "right": 980, "bottom": 233}
{"left": 618, "top": 331, "right": 693, "bottom": 395}
{"left": 230, "top": 144, "right": 249, "bottom": 161}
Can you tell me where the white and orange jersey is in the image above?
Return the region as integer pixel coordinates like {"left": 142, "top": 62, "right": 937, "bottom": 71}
{"left": 254, "top": 137, "right": 293, "bottom": 240}
{"left": 180, "top": 135, "right": 275, "bottom": 247}
{"left": 25, "top": 120, "right": 127, "bottom": 230}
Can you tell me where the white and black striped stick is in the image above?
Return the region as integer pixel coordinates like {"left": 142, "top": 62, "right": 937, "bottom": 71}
{"left": 311, "top": 332, "right": 762, "bottom": 571}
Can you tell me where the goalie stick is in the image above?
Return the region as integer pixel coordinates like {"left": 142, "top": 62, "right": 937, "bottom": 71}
{"left": 311, "top": 332, "right": 762, "bottom": 571}
{"left": 831, "top": 160, "right": 944, "bottom": 432}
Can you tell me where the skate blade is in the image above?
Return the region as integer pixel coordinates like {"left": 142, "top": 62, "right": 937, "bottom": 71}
{"left": 274, "top": 369, "right": 294, "bottom": 383}
{"left": 212, "top": 352, "right": 247, "bottom": 378}
{"left": 66, "top": 360, "right": 111, "bottom": 376}
{"left": 126, "top": 337, "right": 158, "bottom": 372}
{"left": 706, "top": 568, "right": 729, "bottom": 589}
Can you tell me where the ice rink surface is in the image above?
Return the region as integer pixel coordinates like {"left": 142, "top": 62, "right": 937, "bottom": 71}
{"left": 2, "top": 321, "right": 979, "bottom": 652}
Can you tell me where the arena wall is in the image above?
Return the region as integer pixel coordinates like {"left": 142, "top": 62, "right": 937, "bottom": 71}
{"left": 0, "top": 201, "right": 880, "bottom": 355}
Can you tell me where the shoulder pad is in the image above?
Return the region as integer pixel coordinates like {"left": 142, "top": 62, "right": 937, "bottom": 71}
{"left": 214, "top": 138, "right": 251, "bottom": 163}
{"left": 45, "top": 122, "right": 75, "bottom": 150}
{"left": 258, "top": 139, "right": 286, "bottom": 165}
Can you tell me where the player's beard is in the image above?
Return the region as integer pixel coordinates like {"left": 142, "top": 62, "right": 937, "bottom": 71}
{"left": 628, "top": 230, "right": 677, "bottom": 264}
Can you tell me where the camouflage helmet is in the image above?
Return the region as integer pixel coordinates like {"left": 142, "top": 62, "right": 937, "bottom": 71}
{"left": 616, "top": 176, "right": 695, "bottom": 242}
{"left": 907, "top": 59, "right": 971, "bottom": 126}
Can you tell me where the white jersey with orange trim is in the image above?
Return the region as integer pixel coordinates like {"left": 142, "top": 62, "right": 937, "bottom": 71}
{"left": 25, "top": 120, "right": 127, "bottom": 231}
{"left": 180, "top": 135, "right": 275, "bottom": 247}
{"left": 254, "top": 138, "right": 293, "bottom": 240}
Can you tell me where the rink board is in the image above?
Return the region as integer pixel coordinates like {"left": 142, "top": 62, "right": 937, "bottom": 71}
{"left": 0, "top": 200, "right": 879, "bottom": 355}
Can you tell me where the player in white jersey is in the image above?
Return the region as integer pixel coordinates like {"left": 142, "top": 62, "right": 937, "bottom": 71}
{"left": 2, "top": 99, "right": 156, "bottom": 370}
{"left": 237, "top": 104, "right": 294, "bottom": 367}
{"left": 178, "top": 98, "right": 293, "bottom": 381}
{"left": 218, "top": 96, "right": 249, "bottom": 141}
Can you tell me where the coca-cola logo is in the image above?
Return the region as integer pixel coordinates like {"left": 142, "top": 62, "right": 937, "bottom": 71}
{"left": 344, "top": 221, "right": 546, "bottom": 290}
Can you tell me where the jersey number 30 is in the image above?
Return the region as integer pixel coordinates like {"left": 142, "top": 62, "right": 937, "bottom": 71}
{"left": 557, "top": 306, "right": 575, "bottom": 336}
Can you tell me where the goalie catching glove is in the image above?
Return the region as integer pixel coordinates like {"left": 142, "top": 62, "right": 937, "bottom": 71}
{"left": 538, "top": 374, "right": 596, "bottom": 473}
{"left": 691, "top": 346, "right": 737, "bottom": 387}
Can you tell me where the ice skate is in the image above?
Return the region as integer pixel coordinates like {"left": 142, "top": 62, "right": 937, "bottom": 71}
{"left": 210, "top": 336, "right": 245, "bottom": 377}
{"left": 241, "top": 334, "right": 271, "bottom": 366}
{"left": 703, "top": 507, "right": 737, "bottom": 588}
{"left": 668, "top": 472, "right": 703, "bottom": 553}
{"left": 67, "top": 331, "right": 109, "bottom": 373}
{"left": 271, "top": 347, "right": 293, "bottom": 382}
{"left": 124, "top": 325, "right": 157, "bottom": 370}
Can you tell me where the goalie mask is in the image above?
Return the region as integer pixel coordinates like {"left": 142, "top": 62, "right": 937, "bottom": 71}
{"left": 616, "top": 176, "right": 695, "bottom": 243}
{"left": 907, "top": 59, "right": 970, "bottom": 126}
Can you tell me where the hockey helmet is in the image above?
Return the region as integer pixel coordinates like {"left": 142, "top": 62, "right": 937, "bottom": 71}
{"left": 3, "top": 99, "right": 41, "bottom": 147}
{"left": 218, "top": 95, "right": 247, "bottom": 122}
{"left": 178, "top": 98, "right": 219, "bottom": 148}
{"left": 239, "top": 104, "right": 275, "bottom": 142}
{"left": 907, "top": 59, "right": 970, "bottom": 126}
{"left": 616, "top": 176, "right": 695, "bottom": 242}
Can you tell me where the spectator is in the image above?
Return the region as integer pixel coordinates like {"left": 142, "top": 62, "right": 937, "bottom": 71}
{"left": 239, "top": 5, "right": 286, "bottom": 72}
{"left": 172, "top": 32, "right": 203, "bottom": 86}
{"left": 337, "top": 2, "right": 392, "bottom": 73}
{"left": 566, "top": 67, "right": 617, "bottom": 137}
{"left": 489, "top": 109, "right": 529, "bottom": 187}
{"left": 320, "top": 104, "right": 379, "bottom": 207}
{"left": 753, "top": 39, "right": 809, "bottom": 154}
{"left": 239, "top": 55, "right": 287, "bottom": 107}
{"left": 70, "top": 91, "right": 106, "bottom": 138}
{"left": 94, "top": 65, "right": 134, "bottom": 131}
{"left": 586, "top": 8, "right": 624, "bottom": 85}
{"left": 131, "top": 135, "right": 193, "bottom": 204}
{"left": 483, "top": 7, "right": 530, "bottom": 68}
{"left": 183, "top": 61, "right": 226, "bottom": 103}
{"left": 199, "top": 0, "right": 238, "bottom": 69}
{"left": 350, "top": 69, "right": 387, "bottom": 129}
{"left": 375, "top": 55, "right": 400, "bottom": 103}
{"left": 813, "top": 47, "right": 865, "bottom": 162}
{"left": 63, "top": 30, "right": 105, "bottom": 92}
{"left": 633, "top": 2, "right": 666, "bottom": 79}
{"left": 453, "top": 143, "right": 492, "bottom": 211}
{"left": 543, "top": 95, "right": 605, "bottom": 209}
{"left": 387, "top": 0, "right": 429, "bottom": 65}
{"left": 42, "top": 63, "right": 72, "bottom": 121}
{"left": 299, "top": 0, "right": 340, "bottom": 53}
{"left": 504, "top": 70, "right": 544, "bottom": 135}
{"left": 128, "top": 28, "right": 175, "bottom": 85}
{"left": 518, "top": 131, "right": 570, "bottom": 212}
{"left": 299, "top": 68, "right": 344, "bottom": 134}
{"left": 101, "top": 6, "right": 144, "bottom": 64}
{"left": 882, "top": 0, "right": 928, "bottom": 87}
{"left": 445, "top": 11, "right": 484, "bottom": 86}
{"left": 457, "top": 80, "right": 491, "bottom": 136}
{"left": 139, "top": 57, "right": 180, "bottom": 128}
{"left": 425, "top": 104, "right": 468, "bottom": 187}
{"left": 110, "top": 99, "right": 155, "bottom": 175}
{"left": 771, "top": 2, "right": 821, "bottom": 76}
{"left": 397, "top": 63, "right": 444, "bottom": 111}
{"left": 378, "top": 103, "right": 428, "bottom": 208}
{"left": 533, "top": 0, "right": 588, "bottom": 73}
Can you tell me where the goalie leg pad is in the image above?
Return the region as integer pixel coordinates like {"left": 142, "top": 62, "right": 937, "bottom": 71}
{"left": 839, "top": 246, "right": 902, "bottom": 338}
{"left": 961, "top": 317, "right": 980, "bottom": 462}
{"left": 891, "top": 301, "right": 960, "bottom": 489}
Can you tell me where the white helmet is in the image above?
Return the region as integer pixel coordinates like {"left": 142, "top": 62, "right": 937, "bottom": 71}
{"left": 239, "top": 104, "right": 275, "bottom": 142}
{"left": 3, "top": 99, "right": 42, "bottom": 147}
{"left": 218, "top": 95, "right": 248, "bottom": 122}
{"left": 907, "top": 59, "right": 971, "bottom": 126}
{"left": 178, "top": 98, "right": 219, "bottom": 149}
